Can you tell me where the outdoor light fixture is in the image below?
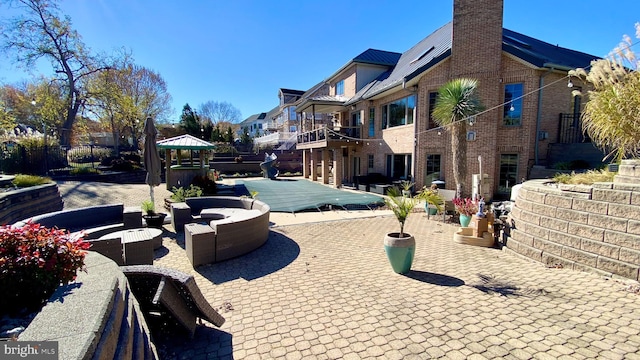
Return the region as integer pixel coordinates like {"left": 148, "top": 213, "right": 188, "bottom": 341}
{"left": 31, "top": 99, "right": 36, "bottom": 106}
{"left": 567, "top": 78, "right": 574, "bottom": 88}
{"left": 509, "top": 103, "right": 515, "bottom": 112}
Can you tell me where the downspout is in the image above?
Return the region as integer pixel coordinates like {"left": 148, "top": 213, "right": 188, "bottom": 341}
{"left": 535, "top": 69, "right": 553, "bottom": 165}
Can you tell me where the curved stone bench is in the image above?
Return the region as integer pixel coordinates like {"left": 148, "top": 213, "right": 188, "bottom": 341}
{"left": 170, "top": 196, "right": 270, "bottom": 266}
{"left": 13, "top": 204, "right": 143, "bottom": 265}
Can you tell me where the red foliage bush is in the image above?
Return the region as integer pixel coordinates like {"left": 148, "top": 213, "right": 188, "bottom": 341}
{"left": 0, "top": 222, "right": 90, "bottom": 314}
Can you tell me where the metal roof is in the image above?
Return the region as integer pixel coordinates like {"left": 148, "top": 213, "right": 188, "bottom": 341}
{"left": 348, "top": 22, "right": 598, "bottom": 103}
{"left": 346, "top": 23, "right": 452, "bottom": 104}
{"left": 156, "top": 134, "right": 216, "bottom": 150}
{"left": 353, "top": 49, "right": 402, "bottom": 66}
{"left": 502, "top": 28, "right": 598, "bottom": 70}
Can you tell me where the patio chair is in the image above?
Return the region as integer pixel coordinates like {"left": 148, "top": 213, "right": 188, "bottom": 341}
{"left": 120, "top": 265, "right": 225, "bottom": 337}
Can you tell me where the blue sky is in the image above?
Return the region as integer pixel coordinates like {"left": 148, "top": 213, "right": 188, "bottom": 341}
{"left": 1, "top": 0, "right": 639, "bottom": 123}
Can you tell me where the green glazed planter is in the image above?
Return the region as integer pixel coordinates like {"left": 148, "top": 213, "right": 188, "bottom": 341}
{"left": 459, "top": 214, "right": 472, "bottom": 227}
{"left": 425, "top": 204, "right": 438, "bottom": 215}
{"left": 384, "top": 233, "right": 415, "bottom": 274}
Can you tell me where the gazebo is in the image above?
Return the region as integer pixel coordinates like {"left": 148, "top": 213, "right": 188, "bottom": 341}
{"left": 156, "top": 134, "right": 216, "bottom": 190}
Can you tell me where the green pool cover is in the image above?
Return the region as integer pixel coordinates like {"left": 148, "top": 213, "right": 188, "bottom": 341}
{"left": 237, "top": 178, "right": 385, "bottom": 213}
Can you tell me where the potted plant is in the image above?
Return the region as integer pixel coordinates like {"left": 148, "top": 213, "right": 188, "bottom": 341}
{"left": 142, "top": 200, "right": 167, "bottom": 229}
{"left": 383, "top": 186, "right": 417, "bottom": 274}
{"left": 400, "top": 180, "right": 414, "bottom": 197}
{"left": 418, "top": 184, "right": 444, "bottom": 215}
{"left": 452, "top": 197, "right": 478, "bottom": 227}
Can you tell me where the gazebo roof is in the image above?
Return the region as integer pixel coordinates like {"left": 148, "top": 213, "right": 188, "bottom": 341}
{"left": 156, "top": 134, "right": 216, "bottom": 150}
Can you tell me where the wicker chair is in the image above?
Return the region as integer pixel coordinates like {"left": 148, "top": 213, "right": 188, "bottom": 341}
{"left": 121, "top": 265, "right": 225, "bottom": 337}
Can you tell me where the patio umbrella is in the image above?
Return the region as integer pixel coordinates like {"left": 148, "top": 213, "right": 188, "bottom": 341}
{"left": 143, "top": 117, "right": 162, "bottom": 204}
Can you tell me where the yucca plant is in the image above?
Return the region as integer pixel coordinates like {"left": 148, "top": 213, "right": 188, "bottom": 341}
{"left": 432, "top": 78, "right": 485, "bottom": 198}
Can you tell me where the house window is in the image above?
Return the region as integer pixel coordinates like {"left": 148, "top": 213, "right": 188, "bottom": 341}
{"left": 381, "top": 105, "right": 388, "bottom": 130}
{"left": 289, "top": 106, "right": 297, "bottom": 121}
{"left": 381, "top": 95, "right": 416, "bottom": 129}
{"left": 466, "top": 131, "right": 476, "bottom": 141}
{"left": 425, "top": 154, "right": 441, "bottom": 185}
{"left": 498, "top": 154, "right": 518, "bottom": 194}
{"left": 428, "top": 92, "right": 438, "bottom": 129}
{"left": 368, "top": 108, "right": 375, "bottom": 137}
{"left": 336, "top": 80, "right": 344, "bottom": 96}
{"left": 386, "top": 154, "right": 412, "bottom": 180}
{"left": 368, "top": 154, "right": 374, "bottom": 169}
{"left": 503, "top": 83, "right": 523, "bottom": 126}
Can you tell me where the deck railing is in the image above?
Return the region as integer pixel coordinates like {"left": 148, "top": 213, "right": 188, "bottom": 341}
{"left": 297, "top": 126, "right": 361, "bottom": 145}
{"left": 558, "top": 113, "right": 590, "bottom": 143}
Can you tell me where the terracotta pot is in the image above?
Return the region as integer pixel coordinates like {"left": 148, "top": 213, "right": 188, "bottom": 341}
{"left": 383, "top": 232, "right": 415, "bottom": 274}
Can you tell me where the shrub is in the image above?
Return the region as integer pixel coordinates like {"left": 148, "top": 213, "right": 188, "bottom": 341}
{"left": 110, "top": 158, "right": 139, "bottom": 172}
{"left": 170, "top": 184, "right": 203, "bottom": 202}
{"left": 191, "top": 175, "right": 217, "bottom": 195}
{"left": 122, "top": 152, "right": 141, "bottom": 164}
{"left": 70, "top": 166, "right": 100, "bottom": 175}
{"left": 553, "top": 169, "right": 615, "bottom": 185}
{"left": 0, "top": 222, "right": 90, "bottom": 314}
{"left": 11, "top": 174, "right": 52, "bottom": 187}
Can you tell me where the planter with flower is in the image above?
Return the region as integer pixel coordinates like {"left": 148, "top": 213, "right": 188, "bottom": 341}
{"left": 452, "top": 197, "right": 478, "bottom": 227}
{"left": 383, "top": 186, "right": 417, "bottom": 274}
{"left": 0, "top": 222, "right": 90, "bottom": 317}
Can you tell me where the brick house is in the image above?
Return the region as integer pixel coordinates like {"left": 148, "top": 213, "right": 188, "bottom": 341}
{"left": 296, "top": 0, "right": 598, "bottom": 199}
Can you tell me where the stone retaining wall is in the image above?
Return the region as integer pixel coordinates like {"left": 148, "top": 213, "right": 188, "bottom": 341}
{"left": 506, "top": 178, "right": 640, "bottom": 281}
{"left": 0, "top": 183, "right": 63, "bottom": 225}
{"left": 20, "top": 252, "right": 158, "bottom": 360}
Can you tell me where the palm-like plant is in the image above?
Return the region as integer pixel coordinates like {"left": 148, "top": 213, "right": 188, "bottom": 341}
{"left": 432, "top": 78, "right": 484, "bottom": 198}
{"left": 384, "top": 186, "right": 416, "bottom": 237}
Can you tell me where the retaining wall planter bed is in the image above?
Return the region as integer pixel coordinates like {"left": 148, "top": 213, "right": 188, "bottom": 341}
{"left": 0, "top": 183, "right": 63, "bottom": 225}
{"left": 19, "top": 252, "right": 158, "bottom": 360}
{"left": 506, "top": 175, "right": 640, "bottom": 281}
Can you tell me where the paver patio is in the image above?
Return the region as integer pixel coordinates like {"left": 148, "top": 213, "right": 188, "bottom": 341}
{"left": 55, "top": 181, "right": 640, "bottom": 359}
{"left": 152, "top": 215, "right": 640, "bottom": 360}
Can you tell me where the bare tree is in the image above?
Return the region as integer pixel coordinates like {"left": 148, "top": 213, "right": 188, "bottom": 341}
{"left": 87, "top": 51, "right": 172, "bottom": 152}
{"left": 1, "top": 0, "right": 110, "bottom": 146}
{"left": 199, "top": 101, "right": 242, "bottom": 126}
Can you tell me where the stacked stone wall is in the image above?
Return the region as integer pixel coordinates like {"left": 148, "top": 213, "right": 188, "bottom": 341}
{"left": 506, "top": 177, "right": 640, "bottom": 281}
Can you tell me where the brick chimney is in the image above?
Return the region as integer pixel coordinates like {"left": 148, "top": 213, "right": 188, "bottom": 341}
{"left": 451, "top": 0, "right": 503, "bottom": 77}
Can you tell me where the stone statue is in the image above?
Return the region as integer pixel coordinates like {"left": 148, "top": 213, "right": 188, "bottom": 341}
{"left": 476, "top": 197, "right": 486, "bottom": 218}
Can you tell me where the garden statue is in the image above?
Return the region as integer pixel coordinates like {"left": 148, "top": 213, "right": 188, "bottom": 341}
{"left": 260, "top": 153, "right": 279, "bottom": 179}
